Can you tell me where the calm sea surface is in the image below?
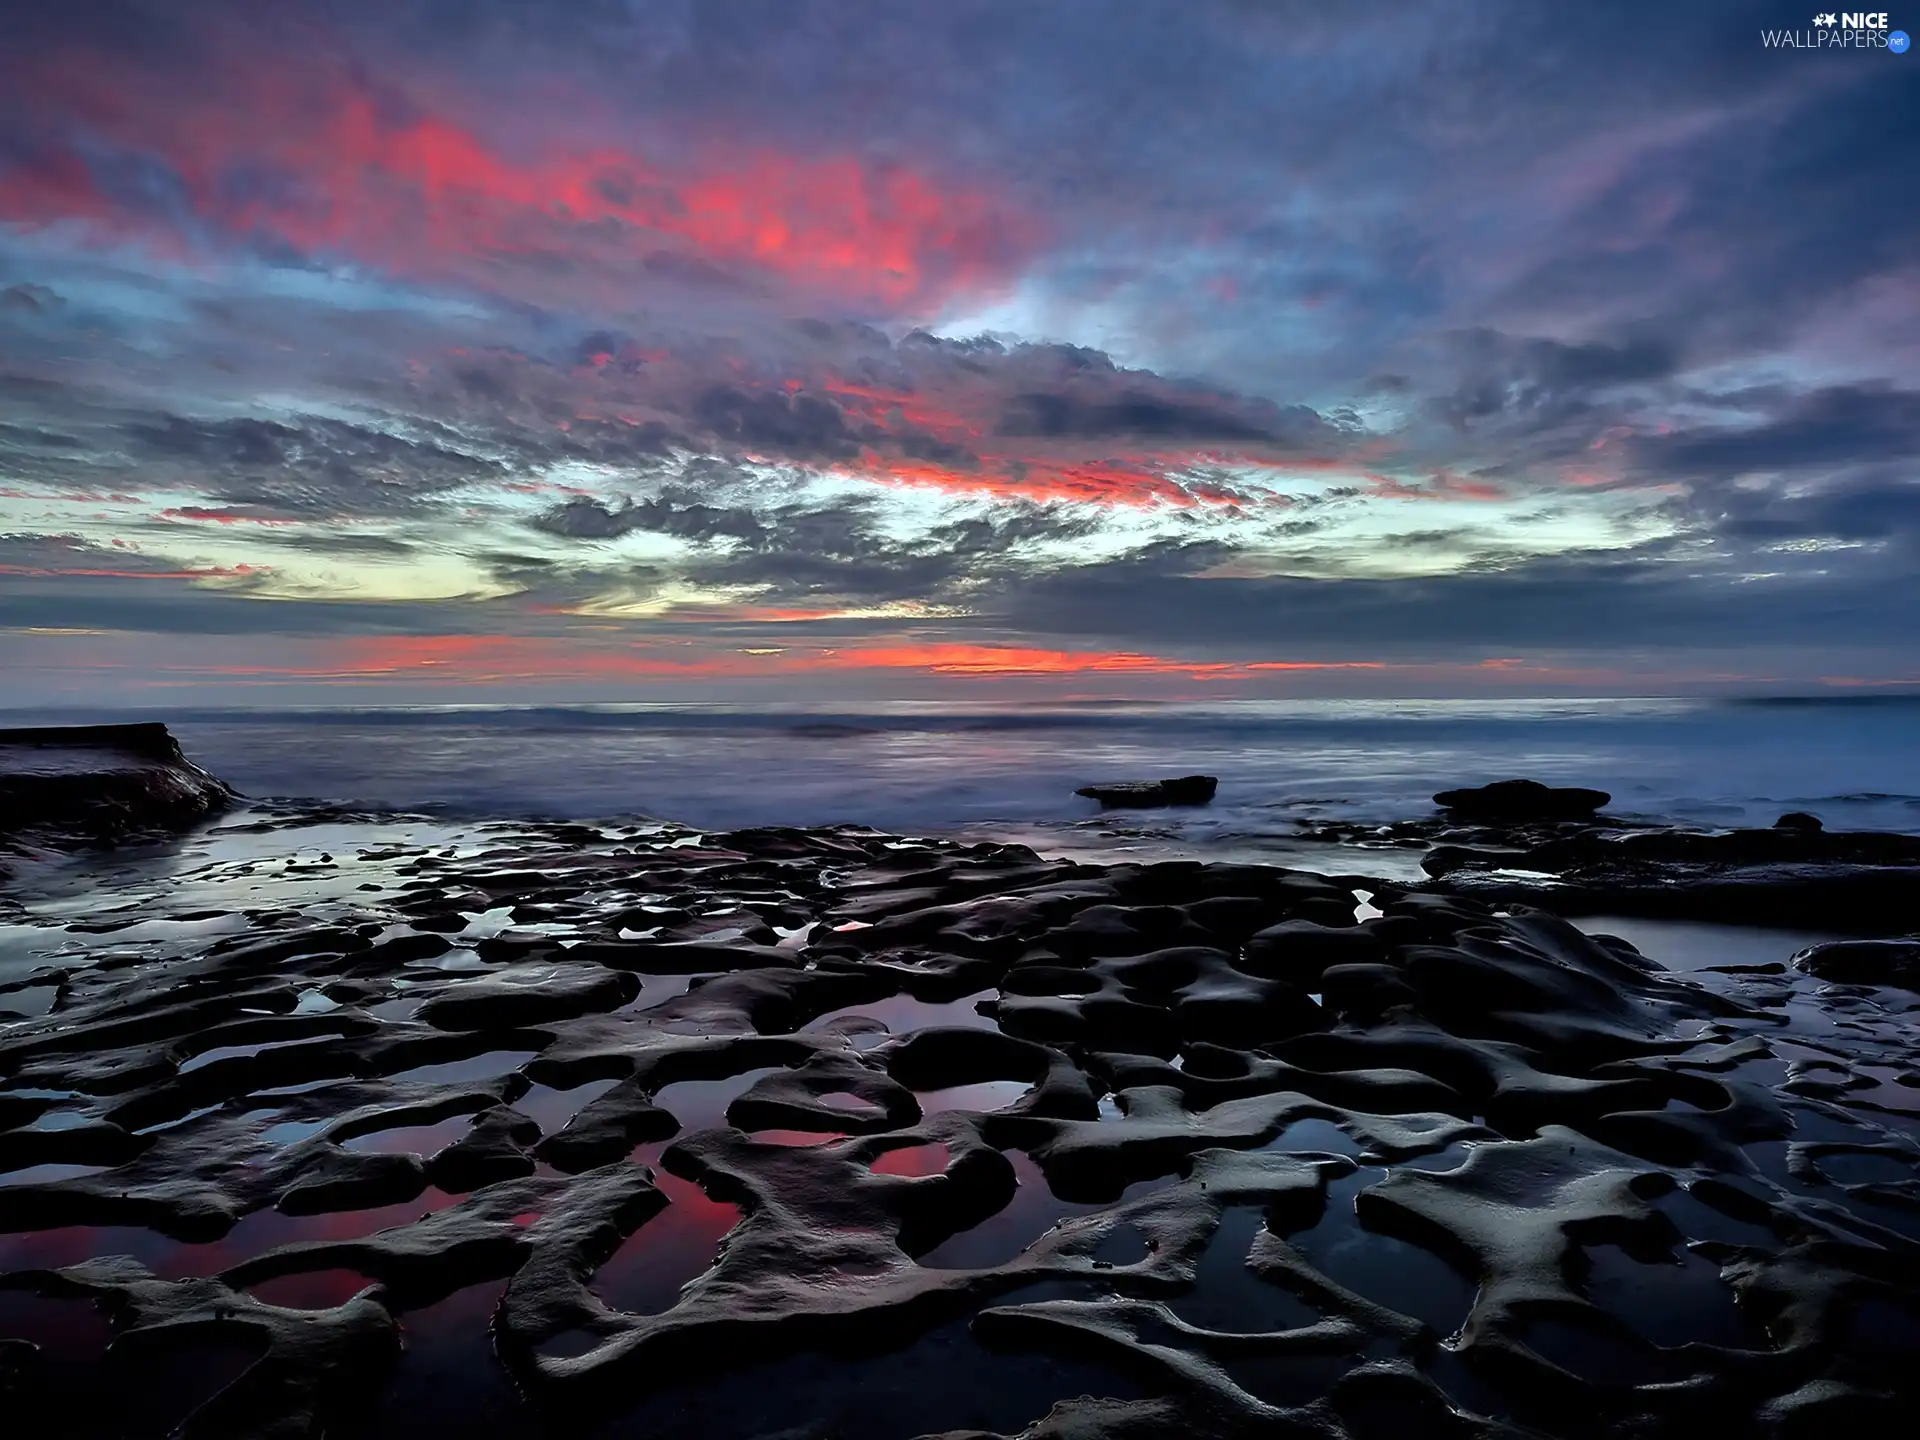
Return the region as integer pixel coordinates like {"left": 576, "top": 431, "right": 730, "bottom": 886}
{"left": 11, "top": 696, "right": 1917, "bottom": 858}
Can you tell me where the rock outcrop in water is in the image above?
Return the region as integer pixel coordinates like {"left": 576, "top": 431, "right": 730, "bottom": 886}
{"left": 1793, "top": 938, "right": 1920, "bottom": 990}
{"left": 1431, "top": 778, "right": 1610, "bottom": 821}
{"left": 1075, "top": 775, "right": 1218, "bottom": 809}
{"left": 0, "top": 723, "right": 236, "bottom": 846}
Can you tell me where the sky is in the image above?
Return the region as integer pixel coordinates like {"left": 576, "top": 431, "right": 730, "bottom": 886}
{"left": 1, "top": 0, "right": 1916, "bottom": 706}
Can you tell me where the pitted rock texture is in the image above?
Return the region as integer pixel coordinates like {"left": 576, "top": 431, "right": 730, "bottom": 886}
{"left": 1, "top": 808, "right": 1917, "bottom": 1438}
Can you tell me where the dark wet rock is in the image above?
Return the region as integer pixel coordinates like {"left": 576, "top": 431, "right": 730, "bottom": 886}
{"left": 342, "top": 931, "right": 453, "bottom": 970}
{"left": 1074, "top": 775, "right": 1218, "bottom": 809}
{"left": 1432, "top": 778, "right": 1610, "bottom": 820}
{"left": 0, "top": 722, "right": 236, "bottom": 843}
{"left": 1317, "top": 962, "right": 1420, "bottom": 1022}
{"left": 1182, "top": 894, "right": 1283, "bottom": 943}
{"left": 880, "top": 1027, "right": 1094, "bottom": 1122}
{"left": 1419, "top": 820, "right": 1920, "bottom": 933}
{"left": 728, "top": 1050, "right": 921, "bottom": 1135}
{"left": 416, "top": 963, "right": 637, "bottom": 1030}
{"left": 1438, "top": 860, "right": 1920, "bottom": 934}
{"left": 925, "top": 1395, "right": 1192, "bottom": 1440}
{"left": 1775, "top": 810, "right": 1824, "bottom": 832}
{"left": 277, "top": 1146, "right": 428, "bottom": 1216}
{"left": 1042, "top": 903, "right": 1218, "bottom": 961}
{"left": 577, "top": 938, "right": 798, "bottom": 974}
{"left": 1241, "top": 919, "right": 1386, "bottom": 987}
{"left": 534, "top": 1076, "right": 681, "bottom": 1172}
{"left": 426, "top": 1106, "right": 540, "bottom": 1192}
{"left": 970, "top": 1291, "right": 1362, "bottom": 1430}
{"left": 1, "top": 1257, "right": 398, "bottom": 1437}
{"left": 1433, "top": 823, "right": 1920, "bottom": 873}
{"left": 1792, "top": 938, "right": 1920, "bottom": 990}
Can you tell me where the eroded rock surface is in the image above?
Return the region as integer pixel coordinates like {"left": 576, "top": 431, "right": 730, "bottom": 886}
{"left": 0, "top": 808, "right": 1915, "bottom": 1438}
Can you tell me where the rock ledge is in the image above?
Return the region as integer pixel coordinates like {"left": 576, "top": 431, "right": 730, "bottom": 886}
{"left": 0, "top": 722, "right": 237, "bottom": 842}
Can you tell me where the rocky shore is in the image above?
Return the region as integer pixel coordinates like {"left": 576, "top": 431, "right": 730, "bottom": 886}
{"left": 1, "top": 733, "right": 1917, "bottom": 1437}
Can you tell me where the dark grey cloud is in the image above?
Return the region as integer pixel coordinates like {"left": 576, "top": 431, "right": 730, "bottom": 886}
{"left": 0, "top": 584, "right": 444, "bottom": 636}
{"left": 691, "top": 386, "right": 861, "bottom": 462}
{"left": 1430, "top": 328, "right": 1683, "bottom": 431}
{"left": 995, "top": 391, "right": 1274, "bottom": 442}
{"left": 531, "top": 491, "right": 769, "bottom": 545}
{"left": 1639, "top": 385, "right": 1920, "bottom": 481}
{"left": 0, "top": 283, "right": 63, "bottom": 312}
{"left": 158, "top": 415, "right": 506, "bottom": 517}
{"left": 996, "top": 541, "right": 1920, "bottom": 662}
{"left": 0, "top": 388, "right": 509, "bottom": 518}
{"left": 528, "top": 488, "right": 1106, "bottom": 606}
{"left": 1621, "top": 387, "right": 1920, "bottom": 569}
{"left": 0, "top": 420, "right": 82, "bottom": 450}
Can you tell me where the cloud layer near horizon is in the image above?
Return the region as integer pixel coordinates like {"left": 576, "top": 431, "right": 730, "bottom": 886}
{"left": 2, "top": 0, "right": 1916, "bottom": 702}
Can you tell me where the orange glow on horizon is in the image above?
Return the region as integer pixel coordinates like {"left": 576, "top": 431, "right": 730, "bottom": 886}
{"left": 191, "top": 634, "right": 1398, "bottom": 684}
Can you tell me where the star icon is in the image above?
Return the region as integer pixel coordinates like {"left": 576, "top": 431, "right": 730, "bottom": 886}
{"left": 1814, "top": 12, "right": 1837, "bottom": 24}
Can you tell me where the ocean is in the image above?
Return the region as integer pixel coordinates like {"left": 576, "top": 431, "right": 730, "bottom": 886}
{"left": 17, "top": 695, "right": 1920, "bottom": 857}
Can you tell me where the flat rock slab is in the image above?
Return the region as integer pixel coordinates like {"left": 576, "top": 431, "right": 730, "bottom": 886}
{"left": 1075, "top": 775, "right": 1218, "bottom": 809}
{"left": 1432, "top": 778, "right": 1610, "bottom": 820}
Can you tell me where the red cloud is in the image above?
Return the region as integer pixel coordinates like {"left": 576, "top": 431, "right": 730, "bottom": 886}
{"left": 1366, "top": 470, "right": 1507, "bottom": 503}
{"left": 1, "top": 50, "right": 1035, "bottom": 313}
{"left": 854, "top": 456, "right": 1227, "bottom": 507}
{"left": 158, "top": 507, "right": 297, "bottom": 526}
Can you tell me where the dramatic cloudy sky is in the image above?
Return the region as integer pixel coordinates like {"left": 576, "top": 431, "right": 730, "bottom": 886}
{"left": 2, "top": 0, "right": 1915, "bottom": 704}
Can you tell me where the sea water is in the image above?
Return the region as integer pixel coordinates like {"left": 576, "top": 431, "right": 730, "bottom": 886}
{"left": 8, "top": 695, "right": 1919, "bottom": 847}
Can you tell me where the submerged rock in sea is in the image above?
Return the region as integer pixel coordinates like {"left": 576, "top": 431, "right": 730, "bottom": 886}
{"left": 1793, "top": 937, "right": 1920, "bottom": 989}
{"left": 0, "top": 722, "right": 236, "bottom": 843}
{"left": 1431, "top": 777, "right": 1610, "bottom": 820}
{"left": 1775, "top": 810, "right": 1824, "bottom": 832}
{"left": 1075, "top": 774, "right": 1218, "bottom": 809}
